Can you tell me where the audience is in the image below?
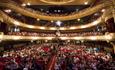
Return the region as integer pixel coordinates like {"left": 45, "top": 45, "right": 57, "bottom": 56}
{"left": 55, "top": 45, "right": 115, "bottom": 70}
{"left": 0, "top": 44, "right": 53, "bottom": 70}
{"left": 8, "top": 32, "right": 103, "bottom": 37}
{"left": 0, "top": 44, "right": 114, "bottom": 70}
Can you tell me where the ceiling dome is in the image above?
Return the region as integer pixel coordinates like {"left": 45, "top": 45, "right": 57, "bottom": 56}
{"left": 40, "top": 0, "right": 75, "bottom": 5}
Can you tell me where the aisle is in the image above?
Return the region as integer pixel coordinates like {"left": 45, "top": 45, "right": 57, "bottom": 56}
{"left": 47, "top": 55, "right": 57, "bottom": 70}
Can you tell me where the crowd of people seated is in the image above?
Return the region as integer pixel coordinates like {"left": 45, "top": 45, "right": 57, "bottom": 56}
{"left": 8, "top": 32, "right": 103, "bottom": 37}
{"left": 0, "top": 44, "right": 54, "bottom": 70}
{"left": 54, "top": 45, "right": 115, "bottom": 70}
{"left": 0, "top": 44, "right": 114, "bottom": 70}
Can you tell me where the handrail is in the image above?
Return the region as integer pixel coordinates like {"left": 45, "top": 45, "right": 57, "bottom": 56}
{"left": 0, "top": 33, "right": 114, "bottom": 41}
{"left": 0, "top": 1, "right": 112, "bottom": 21}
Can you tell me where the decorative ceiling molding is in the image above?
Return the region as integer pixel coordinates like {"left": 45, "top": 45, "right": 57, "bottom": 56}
{"left": 20, "top": 0, "right": 94, "bottom": 5}
{"left": 39, "top": 0, "right": 75, "bottom": 5}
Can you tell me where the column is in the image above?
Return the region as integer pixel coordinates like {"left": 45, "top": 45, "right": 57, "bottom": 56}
{"left": 111, "top": 0, "right": 115, "bottom": 22}
{"left": 110, "top": 42, "right": 115, "bottom": 54}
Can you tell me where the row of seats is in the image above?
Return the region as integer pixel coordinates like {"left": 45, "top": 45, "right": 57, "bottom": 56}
{"left": 54, "top": 45, "right": 114, "bottom": 70}
{"left": 0, "top": 44, "right": 54, "bottom": 70}
{"left": 8, "top": 32, "right": 104, "bottom": 37}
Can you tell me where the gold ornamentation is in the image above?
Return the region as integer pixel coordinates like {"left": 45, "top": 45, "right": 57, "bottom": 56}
{"left": 40, "top": 0, "right": 75, "bottom": 5}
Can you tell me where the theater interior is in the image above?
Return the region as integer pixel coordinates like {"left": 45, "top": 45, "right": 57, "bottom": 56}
{"left": 0, "top": 0, "right": 115, "bottom": 70}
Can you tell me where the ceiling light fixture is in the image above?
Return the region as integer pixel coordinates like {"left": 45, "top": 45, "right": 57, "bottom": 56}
{"left": 51, "top": 20, "right": 54, "bottom": 23}
{"left": 101, "top": 9, "right": 105, "bottom": 12}
{"left": 77, "top": 19, "right": 81, "bottom": 21}
{"left": 84, "top": 2, "right": 88, "bottom": 5}
{"left": 4, "top": 9, "right": 12, "bottom": 13}
{"left": 21, "top": 3, "right": 26, "bottom": 6}
{"left": 37, "top": 18, "right": 40, "bottom": 21}
{"left": 27, "top": 3, "right": 31, "bottom": 5}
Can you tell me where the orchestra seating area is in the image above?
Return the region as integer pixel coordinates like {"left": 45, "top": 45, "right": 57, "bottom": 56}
{"left": 8, "top": 32, "right": 104, "bottom": 37}
{"left": 0, "top": 44, "right": 53, "bottom": 70}
{"left": 0, "top": 44, "right": 115, "bottom": 70}
{"left": 56, "top": 45, "right": 115, "bottom": 70}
